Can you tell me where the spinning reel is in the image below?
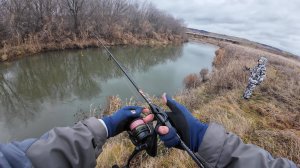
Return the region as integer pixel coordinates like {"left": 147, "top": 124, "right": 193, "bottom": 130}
{"left": 113, "top": 118, "right": 157, "bottom": 168}
{"left": 123, "top": 106, "right": 174, "bottom": 167}
{"left": 127, "top": 118, "right": 157, "bottom": 167}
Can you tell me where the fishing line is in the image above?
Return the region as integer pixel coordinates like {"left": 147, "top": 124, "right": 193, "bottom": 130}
{"left": 105, "top": 49, "right": 141, "bottom": 105}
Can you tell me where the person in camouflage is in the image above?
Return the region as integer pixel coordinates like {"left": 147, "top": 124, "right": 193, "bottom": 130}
{"left": 243, "top": 57, "right": 267, "bottom": 99}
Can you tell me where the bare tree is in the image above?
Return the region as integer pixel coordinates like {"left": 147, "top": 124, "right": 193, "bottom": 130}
{"left": 0, "top": 0, "right": 6, "bottom": 42}
{"left": 28, "top": 0, "right": 56, "bottom": 31}
{"left": 64, "top": 0, "right": 85, "bottom": 34}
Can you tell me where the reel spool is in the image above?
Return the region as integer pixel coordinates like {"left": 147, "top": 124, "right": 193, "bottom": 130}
{"left": 119, "top": 118, "right": 157, "bottom": 168}
{"left": 129, "top": 119, "right": 153, "bottom": 144}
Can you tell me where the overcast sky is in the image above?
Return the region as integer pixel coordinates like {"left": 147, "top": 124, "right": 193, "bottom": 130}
{"left": 150, "top": 0, "right": 300, "bottom": 56}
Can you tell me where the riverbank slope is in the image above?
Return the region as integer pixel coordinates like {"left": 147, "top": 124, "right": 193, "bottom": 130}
{"left": 96, "top": 31, "right": 300, "bottom": 167}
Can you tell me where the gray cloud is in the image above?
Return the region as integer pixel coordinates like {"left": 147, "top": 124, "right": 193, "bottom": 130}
{"left": 150, "top": 0, "right": 300, "bottom": 56}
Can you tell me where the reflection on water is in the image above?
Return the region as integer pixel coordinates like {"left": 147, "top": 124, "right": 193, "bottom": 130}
{"left": 0, "top": 42, "right": 217, "bottom": 142}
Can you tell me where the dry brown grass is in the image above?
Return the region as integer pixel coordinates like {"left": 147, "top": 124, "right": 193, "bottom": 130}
{"left": 248, "top": 130, "right": 300, "bottom": 163}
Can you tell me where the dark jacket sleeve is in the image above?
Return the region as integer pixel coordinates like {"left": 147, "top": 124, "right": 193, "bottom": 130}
{"left": 0, "top": 117, "right": 107, "bottom": 168}
{"left": 196, "top": 123, "right": 297, "bottom": 168}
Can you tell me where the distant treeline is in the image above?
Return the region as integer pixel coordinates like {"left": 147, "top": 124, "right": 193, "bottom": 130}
{"left": 0, "top": 0, "right": 186, "bottom": 60}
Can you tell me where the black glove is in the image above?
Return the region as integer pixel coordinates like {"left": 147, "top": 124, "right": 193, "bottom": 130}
{"left": 244, "top": 66, "right": 250, "bottom": 71}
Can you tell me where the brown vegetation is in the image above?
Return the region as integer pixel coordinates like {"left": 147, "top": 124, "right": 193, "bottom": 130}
{"left": 183, "top": 73, "right": 201, "bottom": 89}
{"left": 180, "top": 43, "right": 300, "bottom": 163}
{"left": 183, "top": 68, "right": 209, "bottom": 89}
{"left": 0, "top": 0, "right": 186, "bottom": 62}
{"left": 96, "top": 41, "right": 300, "bottom": 167}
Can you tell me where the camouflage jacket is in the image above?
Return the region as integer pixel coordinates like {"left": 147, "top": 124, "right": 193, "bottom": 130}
{"left": 248, "top": 62, "right": 266, "bottom": 85}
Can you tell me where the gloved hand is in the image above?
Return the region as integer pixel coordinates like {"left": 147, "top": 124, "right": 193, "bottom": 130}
{"left": 157, "top": 93, "right": 208, "bottom": 152}
{"left": 157, "top": 124, "right": 181, "bottom": 148}
{"left": 102, "top": 106, "right": 153, "bottom": 138}
{"left": 243, "top": 66, "right": 250, "bottom": 71}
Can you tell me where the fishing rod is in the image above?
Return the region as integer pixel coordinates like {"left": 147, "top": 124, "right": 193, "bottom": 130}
{"left": 94, "top": 35, "right": 205, "bottom": 168}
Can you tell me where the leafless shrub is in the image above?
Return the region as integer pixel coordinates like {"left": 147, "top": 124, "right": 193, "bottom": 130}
{"left": 200, "top": 68, "right": 209, "bottom": 82}
{"left": 183, "top": 69, "right": 210, "bottom": 90}
{"left": 183, "top": 73, "right": 201, "bottom": 89}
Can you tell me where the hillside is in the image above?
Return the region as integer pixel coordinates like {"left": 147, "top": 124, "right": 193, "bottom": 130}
{"left": 96, "top": 30, "right": 300, "bottom": 167}
{"left": 187, "top": 28, "right": 300, "bottom": 60}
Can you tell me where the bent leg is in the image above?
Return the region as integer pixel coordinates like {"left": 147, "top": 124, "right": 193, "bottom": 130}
{"left": 243, "top": 84, "right": 257, "bottom": 99}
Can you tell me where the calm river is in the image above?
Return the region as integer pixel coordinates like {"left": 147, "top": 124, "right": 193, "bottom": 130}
{"left": 0, "top": 42, "right": 217, "bottom": 142}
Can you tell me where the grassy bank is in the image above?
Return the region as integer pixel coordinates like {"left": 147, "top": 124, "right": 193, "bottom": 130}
{"left": 95, "top": 39, "right": 300, "bottom": 167}
{"left": 0, "top": 35, "right": 185, "bottom": 62}
{"left": 188, "top": 43, "right": 300, "bottom": 164}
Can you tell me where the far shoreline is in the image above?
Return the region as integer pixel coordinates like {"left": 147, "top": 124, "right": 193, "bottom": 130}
{"left": 2, "top": 28, "right": 299, "bottom": 66}
{"left": 0, "top": 36, "right": 186, "bottom": 63}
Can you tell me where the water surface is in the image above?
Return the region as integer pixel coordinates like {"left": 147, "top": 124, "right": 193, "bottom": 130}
{"left": 0, "top": 42, "right": 217, "bottom": 142}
